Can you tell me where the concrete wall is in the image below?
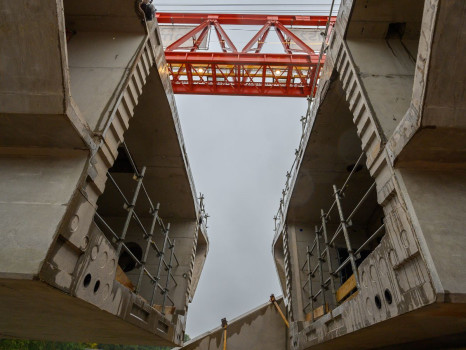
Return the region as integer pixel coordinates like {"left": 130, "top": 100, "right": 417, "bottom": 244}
{"left": 388, "top": 0, "right": 466, "bottom": 164}
{"left": 64, "top": 0, "right": 145, "bottom": 33}
{"left": 0, "top": 0, "right": 92, "bottom": 283}
{"left": 397, "top": 166, "right": 466, "bottom": 297}
{"left": 68, "top": 32, "right": 145, "bottom": 131}
{"left": 0, "top": 277, "right": 177, "bottom": 346}
{"left": 0, "top": 0, "right": 68, "bottom": 115}
{"left": 179, "top": 299, "right": 288, "bottom": 350}
{"left": 271, "top": 0, "right": 466, "bottom": 348}
{"left": 0, "top": 150, "right": 88, "bottom": 276}
{"left": 417, "top": 0, "right": 466, "bottom": 129}
{"left": 0, "top": 0, "right": 208, "bottom": 345}
{"left": 346, "top": 38, "right": 417, "bottom": 139}
{"left": 345, "top": 0, "right": 424, "bottom": 140}
{"left": 0, "top": 0, "right": 90, "bottom": 149}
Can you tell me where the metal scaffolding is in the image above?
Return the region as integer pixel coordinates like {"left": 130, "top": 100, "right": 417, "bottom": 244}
{"left": 302, "top": 152, "right": 385, "bottom": 319}
{"left": 94, "top": 142, "right": 180, "bottom": 314}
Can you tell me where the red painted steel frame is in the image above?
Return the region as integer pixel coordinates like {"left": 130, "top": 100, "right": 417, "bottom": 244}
{"left": 158, "top": 13, "right": 335, "bottom": 97}
{"left": 156, "top": 13, "right": 335, "bottom": 26}
{"left": 166, "top": 52, "right": 319, "bottom": 66}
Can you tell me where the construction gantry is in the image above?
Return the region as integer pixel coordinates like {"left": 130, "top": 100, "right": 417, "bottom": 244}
{"left": 158, "top": 13, "right": 335, "bottom": 97}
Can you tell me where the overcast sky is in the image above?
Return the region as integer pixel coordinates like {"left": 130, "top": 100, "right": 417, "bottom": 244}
{"left": 156, "top": 0, "right": 338, "bottom": 337}
{"left": 177, "top": 95, "right": 304, "bottom": 336}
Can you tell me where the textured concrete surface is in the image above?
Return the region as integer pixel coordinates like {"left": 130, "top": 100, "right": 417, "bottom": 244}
{"left": 0, "top": 150, "right": 88, "bottom": 276}
{"left": 0, "top": 0, "right": 208, "bottom": 346}
{"left": 0, "top": 0, "right": 68, "bottom": 115}
{"left": 388, "top": 0, "right": 466, "bottom": 164}
{"left": 68, "top": 32, "right": 145, "bottom": 131}
{"left": 397, "top": 167, "right": 466, "bottom": 296}
{"left": 0, "top": 279, "right": 173, "bottom": 345}
{"left": 177, "top": 298, "right": 288, "bottom": 350}
{"left": 272, "top": 0, "right": 466, "bottom": 348}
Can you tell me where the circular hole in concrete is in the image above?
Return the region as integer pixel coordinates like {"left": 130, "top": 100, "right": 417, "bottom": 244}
{"left": 83, "top": 273, "right": 92, "bottom": 288}
{"left": 94, "top": 280, "right": 101, "bottom": 294}
{"left": 384, "top": 289, "right": 393, "bottom": 304}
{"left": 374, "top": 294, "right": 382, "bottom": 309}
{"left": 118, "top": 242, "right": 143, "bottom": 272}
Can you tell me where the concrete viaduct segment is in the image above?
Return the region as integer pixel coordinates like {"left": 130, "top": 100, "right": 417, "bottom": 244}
{"left": 1, "top": 0, "right": 465, "bottom": 349}
{"left": 177, "top": 297, "right": 288, "bottom": 350}
{"left": 0, "top": 0, "right": 208, "bottom": 347}
{"left": 272, "top": 0, "right": 466, "bottom": 349}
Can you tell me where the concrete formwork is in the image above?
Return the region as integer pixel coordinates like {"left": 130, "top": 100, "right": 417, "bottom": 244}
{"left": 177, "top": 298, "right": 288, "bottom": 350}
{"left": 0, "top": 0, "right": 208, "bottom": 346}
{"left": 272, "top": 0, "right": 466, "bottom": 349}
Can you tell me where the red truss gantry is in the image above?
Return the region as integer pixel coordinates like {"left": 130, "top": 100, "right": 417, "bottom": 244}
{"left": 157, "top": 13, "right": 336, "bottom": 97}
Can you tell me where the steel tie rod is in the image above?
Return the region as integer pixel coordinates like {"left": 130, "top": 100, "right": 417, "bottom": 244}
{"left": 355, "top": 224, "right": 385, "bottom": 256}
{"left": 121, "top": 242, "right": 142, "bottom": 267}
{"left": 94, "top": 212, "right": 120, "bottom": 241}
{"left": 340, "top": 152, "right": 365, "bottom": 192}
{"left": 107, "top": 173, "right": 131, "bottom": 206}
{"left": 346, "top": 182, "right": 376, "bottom": 223}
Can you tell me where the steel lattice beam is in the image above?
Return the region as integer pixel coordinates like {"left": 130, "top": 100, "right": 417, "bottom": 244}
{"left": 156, "top": 13, "right": 335, "bottom": 26}
{"left": 158, "top": 13, "right": 335, "bottom": 97}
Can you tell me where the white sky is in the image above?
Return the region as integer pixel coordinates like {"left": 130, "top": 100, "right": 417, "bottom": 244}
{"left": 155, "top": 0, "right": 338, "bottom": 337}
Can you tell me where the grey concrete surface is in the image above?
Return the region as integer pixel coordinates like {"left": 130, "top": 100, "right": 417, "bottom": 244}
{"left": 271, "top": 0, "right": 466, "bottom": 348}
{"left": 0, "top": 150, "right": 88, "bottom": 276}
{"left": 397, "top": 167, "right": 466, "bottom": 296}
{"left": 68, "top": 32, "right": 145, "bottom": 131}
{"left": 177, "top": 298, "right": 288, "bottom": 350}
{"left": 388, "top": 0, "right": 466, "bottom": 164}
{"left": 297, "top": 302, "right": 466, "bottom": 350}
{"left": 0, "top": 0, "right": 68, "bottom": 115}
{"left": 64, "top": 0, "right": 145, "bottom": 33}
{"left": 0, "top": 278, "right": 173, "bottom": 345}
{"left": 0, "top": 0, "right": 208, "bottom": 346}
{"left": 1, "top": 0, "right": 465, "bottom": 347}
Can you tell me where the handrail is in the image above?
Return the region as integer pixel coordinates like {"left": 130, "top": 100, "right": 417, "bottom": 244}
{"left": 273, "top": 0, "right": 338, "bottom": 236}
{"left": 302, "top": 164, "right": 386, "bottom": 318}
{"left": 296, "top": 124, "right": 387, "bottom": 319}
{"left": 94, "top": 143, "right": 185, "bottom": 311}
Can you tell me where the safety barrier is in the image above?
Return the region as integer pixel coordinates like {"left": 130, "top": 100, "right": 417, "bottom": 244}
{"left": 94, "top": 142, "right": 180, "bottom": 313}
{"left": 301, "top": 152, "right": 385, "bottom": 320}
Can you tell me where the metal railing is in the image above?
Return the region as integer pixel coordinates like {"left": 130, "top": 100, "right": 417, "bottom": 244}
{"left": 273, "top": 0, "right": 338, "bottom": 235}
{"left": 301, "top": 152, "right": 385, "bottom": 320}
{"left": 94, "top": 142, "right": 180, "bottom": 314}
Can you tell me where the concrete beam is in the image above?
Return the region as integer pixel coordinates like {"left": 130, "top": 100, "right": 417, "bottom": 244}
{"left": 177, "top": 298, "right": 288, "bottom": 350}
{"left": 271, "top": 0, "right": 466, "bottom": 349}
{"left": 388, "top": 0, "right": 466, "bottom": 164}
{"left": 0, "top": 1, "right": 208, "bottom": 346}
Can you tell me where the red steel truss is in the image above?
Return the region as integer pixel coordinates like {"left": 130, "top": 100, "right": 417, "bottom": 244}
{"left": 157, "top": 13, "right": 335, "bottom": 97}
